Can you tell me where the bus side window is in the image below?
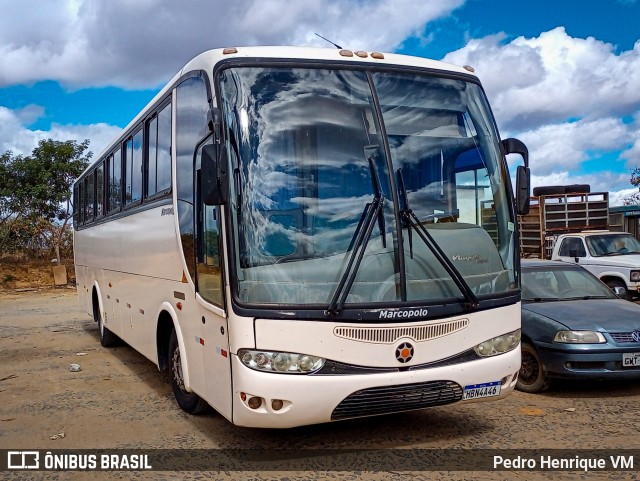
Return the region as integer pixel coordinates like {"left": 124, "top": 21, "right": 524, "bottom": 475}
{"left": 146, "top": 102, "right": 172, "bottom": 198}
{"left": 125, "top": 129, "right": 143, "bottom": 205}
{"left": 96, "top": 162, "right": 105, "bottom": 218}
{"left": 108, "top": 149, "right": 123, "bottom": 213}
{"left": 85, "top": 173, "right": 94, "bottom": 223}
{"left": 197, "top": 203, "right": 224, "bottom": 306}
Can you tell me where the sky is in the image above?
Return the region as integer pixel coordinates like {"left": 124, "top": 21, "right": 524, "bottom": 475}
{"left": 1, "top": 0, "right": 639, "bottom": 205}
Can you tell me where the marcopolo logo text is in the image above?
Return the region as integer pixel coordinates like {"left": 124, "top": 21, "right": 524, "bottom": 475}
{"left": 379, "top": 308, "right": 428, "bottom": 319}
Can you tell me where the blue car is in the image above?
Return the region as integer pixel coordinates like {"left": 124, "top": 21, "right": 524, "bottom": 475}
{"left": 518, "top": 259, "right": 640, "bottom": 393}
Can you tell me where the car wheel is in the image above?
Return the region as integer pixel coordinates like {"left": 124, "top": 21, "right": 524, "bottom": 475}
{"left": 605, "top": 279, "right": 631, "bottom": 301}
{"left": 517, "top": 342, "right": 550, "bottom": 393}
{"left": 168, "top": 329, "right": 210, "bottom": 414}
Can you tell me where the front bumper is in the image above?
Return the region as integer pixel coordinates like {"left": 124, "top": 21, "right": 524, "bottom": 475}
{"left": 536, "top": 341, "right": 640, "bottom": 380}
{"left": 230, "top": 347, "right": 520, "bottom": 428}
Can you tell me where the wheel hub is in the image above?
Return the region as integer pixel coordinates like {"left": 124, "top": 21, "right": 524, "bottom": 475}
{"left": 172, "top": 346, "right": 186, "bottom": 391}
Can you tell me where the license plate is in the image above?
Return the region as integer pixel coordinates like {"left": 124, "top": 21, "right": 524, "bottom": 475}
{"left": 622, "top": 352, "right": 640, "bottom": 367}
{"left": 463, "top": 381, "right": 501, "bottom": 400}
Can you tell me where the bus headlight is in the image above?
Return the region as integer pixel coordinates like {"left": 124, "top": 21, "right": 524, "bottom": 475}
{"left": 474, "top": 329, "right": 521, "bottom": 357}
{"left": 238, "top": 349, "right": 325, "bottom": 374}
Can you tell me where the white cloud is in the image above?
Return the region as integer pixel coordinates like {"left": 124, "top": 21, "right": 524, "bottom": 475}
{"left": 446, "top": 27, "right": 640, "bottom": 203}
{"left": 444, "top": 27, "right": 640, "bottom": 132}
{"left": 0, "top": 0, "right": 463, "bottom": 89}
{"left": 2, "top": 3, "right": 639, "bottom": 206}
{"left": 509, "top": 117, "right": 631, "bottom": 175}
{"left": 610, "top": 188, "right": 639, "bottom": 206}
{"left": 0, "top": 106, "right": 121, "bottom": 158}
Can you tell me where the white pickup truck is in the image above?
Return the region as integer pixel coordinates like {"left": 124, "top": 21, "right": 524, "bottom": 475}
{"left": 550, "top": 230, "right": 640, "bottom": 299}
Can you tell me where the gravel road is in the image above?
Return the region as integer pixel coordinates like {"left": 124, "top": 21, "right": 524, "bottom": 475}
{"left": 1, "top": 289, "right": 638, "bottom": 481}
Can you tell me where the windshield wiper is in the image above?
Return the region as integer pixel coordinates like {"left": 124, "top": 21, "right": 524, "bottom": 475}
{"left": 325, "top": 157, "right": 386, "bottom": 317}
{"left": 526, "top": 297, "right": 560, "bottom": 302}
{"left": 561, "top": 295, "right": 610, "bottom": 300}
{"left": 396, "top": 168, "right": 479, "bottom": 310}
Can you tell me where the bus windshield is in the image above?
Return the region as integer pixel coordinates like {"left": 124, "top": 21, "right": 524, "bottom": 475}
{"left": 219, "top": 66, "right": 516, "bottom": 310}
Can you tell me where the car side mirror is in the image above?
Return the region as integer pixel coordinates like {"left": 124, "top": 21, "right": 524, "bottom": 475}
{"left": 569, "top": 249, "right": 579, "bottom": 263}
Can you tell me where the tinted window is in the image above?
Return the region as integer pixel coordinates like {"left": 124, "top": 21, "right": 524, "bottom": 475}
{"left": 84, "top": 174, "right": 94, "bottom": 222}
{"left": 147, "top": 115, "right": 158, "bottom": 196}
{"left": 78, "top": 182, "right": 85, "bottom": 225}
{"left": 157, "top": 103, "right": 172, "bottom": 192}
{"left": 96, "top": 163, "right": 105, "bottom": 218}
{"left": 559, "top": 237, "right": 586, "bottom": 257}
{"left": 108, "top": 149, "right": 122, "bottom": 212}
{"left": 132, "top": 129, "right": 143, "bottom": 203}
{"left": 73, "top": 184, "right": 79, "bottom": 227}
{"left": 146, "top": 102, "right": 172, "bottom": 197}
{"left": 176, "top": 75, "right": 209, "bottom": 281}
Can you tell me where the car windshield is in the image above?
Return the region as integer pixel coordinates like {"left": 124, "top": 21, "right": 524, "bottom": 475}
{"left": 521, "top": 265, "right": 616, "bottom": 301}
{"left": 219, "top": 66, "right": 517, "bottom": 310}
{"left": 585, "top": 234, "right": 640, "bottom": 256}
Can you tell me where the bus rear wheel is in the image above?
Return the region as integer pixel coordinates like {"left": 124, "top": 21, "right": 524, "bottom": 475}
{"left": 94, "top": 299, "right": 118, "bottom": 347}
{"left": 168, "top": 329, "right": 209, "bottom": 414}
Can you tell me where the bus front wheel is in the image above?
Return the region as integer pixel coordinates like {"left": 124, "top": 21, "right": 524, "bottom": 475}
{"left": 168, "top": 329, "right": 209, "bottom": 414}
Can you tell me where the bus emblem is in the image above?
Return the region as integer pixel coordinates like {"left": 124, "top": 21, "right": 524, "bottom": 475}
{"left": 395, "top": 342, "right": 414, "bottom": 363}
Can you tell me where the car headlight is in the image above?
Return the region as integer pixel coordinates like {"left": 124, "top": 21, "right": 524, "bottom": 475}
{"left": 238, "top": 349, "right": 325, "bottom": 374}
{"left": 474, "top": 329, "right": 521, "bottom": 357}
{"left": 630, "top": 271, "right": 640, "bottom": 282}
{"left": 553, "top": 330, "right": 606, "bottom": 344}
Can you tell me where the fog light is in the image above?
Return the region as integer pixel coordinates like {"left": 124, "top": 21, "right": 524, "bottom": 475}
{"left": 248, "top": 396, "right": 262, "bottom": 409}
{"left": 271, "top": 399, "right": 284, "bottom": 411}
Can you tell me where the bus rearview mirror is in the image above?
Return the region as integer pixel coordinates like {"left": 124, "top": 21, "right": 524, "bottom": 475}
{"left": 201, "top": 144, "right": 228, "bottom": 205}
{"left": 515, "top": 165, "right": 530, "bottom": 216}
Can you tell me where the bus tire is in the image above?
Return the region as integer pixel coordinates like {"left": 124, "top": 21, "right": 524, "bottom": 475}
{"left": 95, "top": 301, "right": 119, "bottom": 347}
{"left": 516, "top": 342, "right": 550, "bottom": 393}
{"left": 169, "top": 329, "right": 210, "bottom": 414}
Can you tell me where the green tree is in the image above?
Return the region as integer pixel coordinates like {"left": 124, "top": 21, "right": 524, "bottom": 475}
{"left": 625, "top": 167, "right": 640, "bottom": 205}
{"left": 0, "top": 139, "right": 92, "bottom": 261}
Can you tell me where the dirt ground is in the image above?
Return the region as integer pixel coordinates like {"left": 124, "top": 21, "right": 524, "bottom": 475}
{"left": 0, "top": 259, "right": 75, "bottom": 290}
{"left": 2, "top": 283, "right": 640, "bottom": 480}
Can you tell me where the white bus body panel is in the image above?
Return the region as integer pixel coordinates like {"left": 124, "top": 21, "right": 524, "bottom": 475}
{"left": 74, "top": 205, "right": 233, "bottom": 420}
{"left": 229, "top": 303, "right": 520, "bottom": 428}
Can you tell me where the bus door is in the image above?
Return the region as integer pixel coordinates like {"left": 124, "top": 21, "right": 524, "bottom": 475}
{"left": 195, "top": 141, "right": 232, "bottom": 417}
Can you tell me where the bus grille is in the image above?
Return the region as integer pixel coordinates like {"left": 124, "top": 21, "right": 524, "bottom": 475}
{"left": 331, "top": 380, "right": 463, "bottom": 421}
{"left": 333, "top": 319, "right": 468, "bottom": 344}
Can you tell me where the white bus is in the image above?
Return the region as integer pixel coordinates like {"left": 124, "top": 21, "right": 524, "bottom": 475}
{"left": 73, "top": 46, "right": 530, "bottom": 428}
